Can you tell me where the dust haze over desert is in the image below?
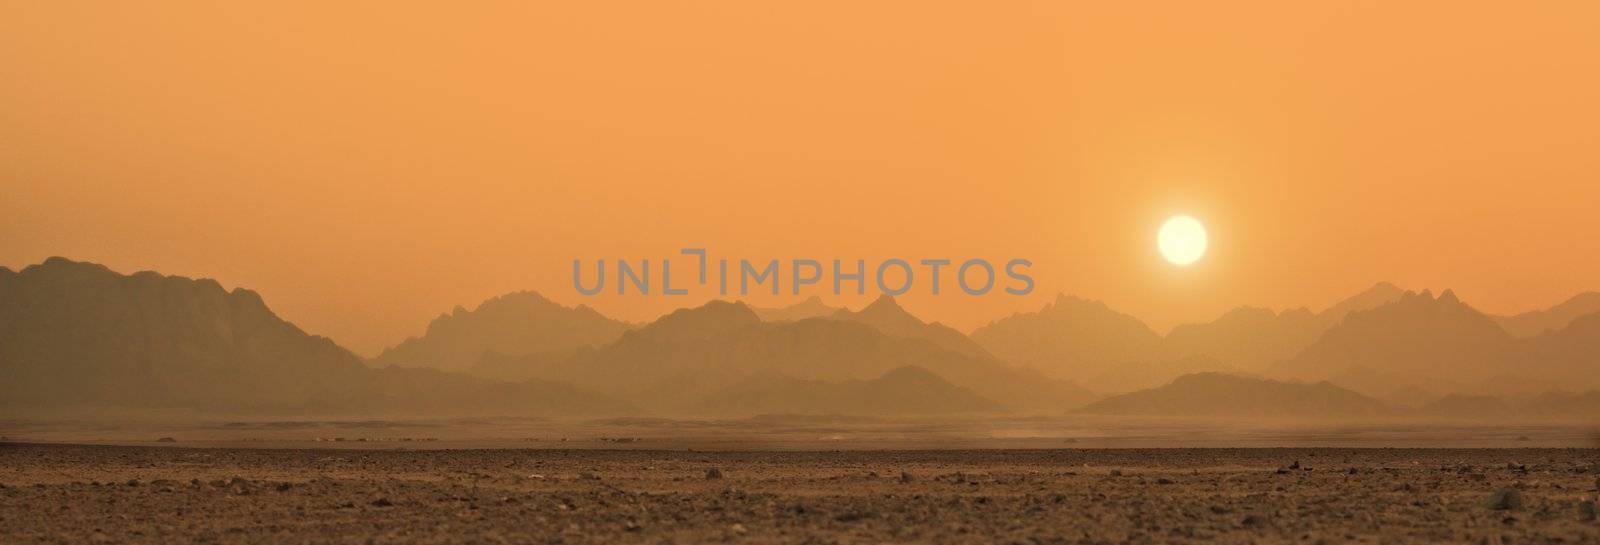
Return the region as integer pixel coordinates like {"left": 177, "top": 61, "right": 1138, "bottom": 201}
{"left": 3, "top": 2, "right": 1600, "bottom": 543}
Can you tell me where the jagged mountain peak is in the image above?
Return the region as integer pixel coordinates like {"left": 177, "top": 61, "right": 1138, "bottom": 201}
{"left": 632, "top": 299, "right": 761, "bottom": 341}
{"left": 375, "top": 290, "right": 632, "bottom": 371}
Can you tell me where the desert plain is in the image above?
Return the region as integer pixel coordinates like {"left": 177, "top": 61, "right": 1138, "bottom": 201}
{"left": 3, "top": 437, "right": 1598, "bottom": 544}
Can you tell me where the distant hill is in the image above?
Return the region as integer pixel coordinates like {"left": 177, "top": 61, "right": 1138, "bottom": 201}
{"left": 1086, "top": 355, "right": 1240, "bottom": 395}
{"left": 971, "top": 294, "right": 1166, "bottom": 380}
{"left": 371, "top": 291, "right": 631, "bottom": 372}
{"left": 1164, "top": 307, "right": 1319, "bottom": 373}
{"left": 1517, "top": 311, "right": 1600, "bottom": 392}
{"left": 1312, "top": 282, "right": 1408, "bottom": 331}
{"left": 1022, "top": 283, "right": 1404, "bottom": 394}
{"left": 1493, "top": 292, "right": 1600, "bottom": 338}
{"left": 750, "top": 296, "right": 841, "bottom": 322}
{"left": 1271, "top": 289, "right": 1519, "bottom": 396}
{"left": 0, "top": 258, "right": 630, "bottom": 416}
{"left": 1077, "top": 372, "right": 1392, "bottom": 418}
{"left": 1163, "top": 282, "right": 1406, "bottom": 372}
{"left": 689, "top": 366, "right": 1000, "bottom": 416}
{"left": 518, "top": 300, "right": 1095, "bottom": 413}
{"left": 831, "top": 295, "right": 992, "bottom": 359}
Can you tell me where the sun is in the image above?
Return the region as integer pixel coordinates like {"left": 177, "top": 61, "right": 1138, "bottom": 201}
{"left": 1158, "top": 215, "right": 1208, "bottom": 266}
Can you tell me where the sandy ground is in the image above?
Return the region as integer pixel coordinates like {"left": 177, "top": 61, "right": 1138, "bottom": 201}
{"left": 1, "top": 444, "right": 1597, "bottom": 544}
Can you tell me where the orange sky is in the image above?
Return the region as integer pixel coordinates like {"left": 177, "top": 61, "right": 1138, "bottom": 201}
{"left": 4, "top": 1, "right": 1599, "bottom": 355}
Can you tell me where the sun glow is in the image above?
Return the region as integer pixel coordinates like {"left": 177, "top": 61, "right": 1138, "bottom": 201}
{"left": 1158, "top": 215, "right": 1208, "bottom": 266}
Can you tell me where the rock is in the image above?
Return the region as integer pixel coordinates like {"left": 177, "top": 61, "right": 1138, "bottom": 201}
{"left": 1289, "top": 460, "right": 1301, "bottom": 470}
{"left": 125, "top": 479, "right": 141, "bottom": 487}
{"left": 155, "top": 437, "right": 177, "bottom": 443}
{"left": 275, "top": 483, "right": 292, "bottom": 492}
{"left": 899, "top": 471, "right": 914, "bottom": 483}
{"left": 1489, "top": 488, "right": 1523, "bottom": 510}
{"left": 371, "top": 498, "right": 393, "bottom": 507}
{"left": 705, "top": 468, "right": 723, "bottom": 480}
{"left": 1109, "top": 469, "right": 1123, "bottom": 477}
{"left": 578, "top": 472, "right": 600, "bottom": 481}
{"left": 729, "top": 523, "right": 747, "bottom": 534}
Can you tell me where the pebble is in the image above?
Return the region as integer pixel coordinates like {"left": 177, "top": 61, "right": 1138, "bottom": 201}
{"left": 1489, "top": 488, "right": 1523, "bottom": 510}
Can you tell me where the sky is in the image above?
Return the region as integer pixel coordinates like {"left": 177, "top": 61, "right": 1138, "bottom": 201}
{"left": 3, "top": 1, "right": 1598, "bottom": 355}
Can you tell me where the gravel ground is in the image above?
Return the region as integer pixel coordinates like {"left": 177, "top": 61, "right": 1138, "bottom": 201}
{"left": 1, "top": 444, "right": 1597, "bottom": 544}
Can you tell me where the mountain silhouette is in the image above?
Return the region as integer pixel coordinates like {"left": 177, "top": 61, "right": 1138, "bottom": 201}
{"left": 1421, "top": 390, "right": 1600, "bottom": 419}
{"left": 1311, "top": 281, "right": 1408, "bottom": 331}
{"left": 509, "top": 300, "right": 1094, "bottom": 413}
{"left": 1164, "top": 307, "right": 1319, "bottom": 372}
{"left": 0, "top": 258, "right": 629, "bottom": 415}
{"left": 1086, "top": 355, "right": 1241, "bottom": 395}
{"left": 750, "top": 295, "right": 842, "bottom": 322}
{"left": 689, "top": 366, "right": 1001, "bottom": 416}
{"left": 1493, "top": 292, "right": 1600, "bottom": 338}
{"left": 831, "top": 295, "right": 992, "bottom": 359}
{"left": 1077, "top": 372, "right": 1392, "bottom": 417}
{"left": 372, "top": 291, "right": 631, "bottom": 371}
{"left": 1163, "top": 282, "right": 1406, "bottom": 372}
{"left": 1516, "top": 311, "right": 1600, "bottom": 392}
{"left": 1271, "top": 289, "right": 1520, "bottom": 396}
{"left": 0, "top": 257, "right": 369, "bottom": 410}
{"left": 970, "top": 294, "right": 1166, "bottom": 380}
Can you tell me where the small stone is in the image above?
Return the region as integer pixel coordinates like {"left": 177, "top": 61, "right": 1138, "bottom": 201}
{"left": 125, "top": 479, "right": 141, "bottom": 487}
{"left": 1579, "top": 499, "right": 1597, "bottom": 522}
{"left": 729, "top": 523, "right": 747, "bottom": 534}
{"left": 578, "top": 472, "right": 600, "bottom": 481}
{"left": 155, "top": 437, "right": 177, "bottom": 443}
{"left": 705, "top": 468, "right": 723, "bottom": 480}
{"left": 371, "top": 498, "right": 393, "bottom": 507}
{"left": 1489, "top": 488, "right": 1523, "bottom": 510}
{"left": 899, "top": 471, "right": 914, "bottom": 483}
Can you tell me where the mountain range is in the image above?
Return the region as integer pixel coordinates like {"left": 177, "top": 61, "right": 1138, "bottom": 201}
{"left": 0, "top": 258, "right": 627, "bottom": 416}
{"left": 3, "top": 257, "right": 1597, "bottom": 419}
{"left": 463, "top": 298, "right": 1094, "bottom": 414}
{"left": 370, "top": 291, "right": 631, "bottom": 372}
{"left": 1078, "top": 372, "right": 1392, "bottom": 418}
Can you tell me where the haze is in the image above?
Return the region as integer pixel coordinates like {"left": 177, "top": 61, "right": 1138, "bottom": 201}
{"left": 3, "top": 2, "right": 1598, "bottom": 354}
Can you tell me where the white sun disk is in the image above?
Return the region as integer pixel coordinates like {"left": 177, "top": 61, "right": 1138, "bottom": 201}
{"left": 1158, "top": 215, "right": 1208, "bottom": 266}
